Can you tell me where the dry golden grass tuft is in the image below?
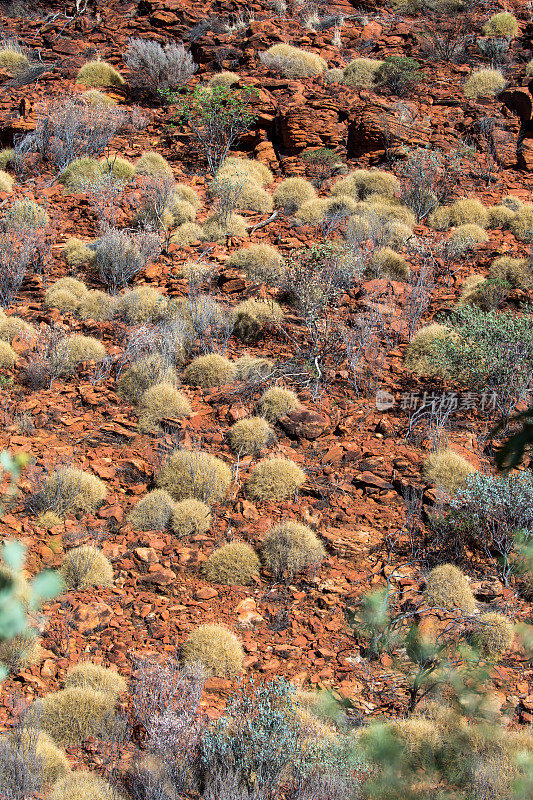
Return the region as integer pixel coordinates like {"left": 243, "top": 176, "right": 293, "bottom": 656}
{"left": 157, "top": 449, "right": 232, "bottom": 504}
{"left": 28, "top": 686, "right": 118, "bottom": 747}
{"left": 51, "top": 771, "right": 118, "bottom": 800}
{"left": 61, "top": 545, "right": 113, "bottom": 589}
{"left": 181, "top": 623, "right": 245, "bottom": 676}
{"left": 76, "top": 60, "right": 125, "bottom": 87}
{"left": 207, "top": 70, "right": 240, "bottom": 88}
{"left": 117, "top": 286, "right": 168, "bottom": 324}
{"left": 258, "top": 387, "right": 300, "bottom": 421}
{"left": 171, "top": 498, "right": 212, "bottom": 537}
{"left": 170, "top": 222, "right": 203, "bottom": 246}
{"left": 56, "top": 334, "right": 107, "bottom": 375}
{"left": 482, "top": 11, "right": 518, "bottom": 37}
{"left": 100, "top": 155, "right": 136, "bottom": 181}
{"left": 117, "top": 354, "right": 179, "bottom": 405}
{"left": 509, "top": 206, "right": 533, "bottom": 241}
{"left": 58, "top": 157, "right": 102, "bottom": 192}
{"left": 235, "top": 355, "right": 274, "bottom": 382}
{"left": 64, "top": 662, "right": 127, "bottom": 698}
{"left": 219, "top": 157, "right": 274, "bottom": 188}
{"left": 447, "top": 223, "right": 490, "bottom": 255}
{"left": 138, "top": 382, "right": 192, "bottom": 432}
{"left": 0, "top": 632, "right": 41, "bottom": 671}
{"left": 260, "top": 43, "right": 327, "bottom": 78}
{"left": 273, "top": 178, "right": 317, "bottom": 213}
{"left": 331, "top": 169, "right": 400, "bottom": 200}
{"left": 0, "top": 170, "right": 13, "bottom": 192}
{"left": 343, "top": 58, "right": 383, "bottom": 87}
{"left": 245, "top": 457, "right": 306, "bottom": 502}
{"left": 203, "top": 542, "right": 260, "bottom": 585}
{"left": 474, "top": 613, "right": 514, "bottom": 660}
{"left": 0, "top": 313, "right": 34, "bottom": 343}
{"left": 78, "top": 289, "right": 117, "bottom": 321}
{"left": 463, "top": 68, "right": 505, "bottom": 99}
{"left": 201, "top": 211, "right": 248, "bottom": 240}
{"left": 233, "top": 298, "right": 283, "bottom": 342}
{"left": 227, "top": 416, "right": 273, "bottom": 455}
{"left": 403, "top": 323, "right": 454, "bottom": 376}
{"left": 295, "top": 195, "right": 357, "bottom": 225}
{"left": 134, "top": 151, "right": 173, "bottom": 180}
{"left": 368, "top": 247, "right": 410, "bottom": 280}
{"left": 489, "top": 255, "right": 532, "bottom": 289}
{"left": 227, "top": 243, "right": 285, "bottom": 284}
{"left": 487, "top": 204, "right": 515, "bottom": 228}
{"left": 183, "top": 353, "right": 236, "bottom": 388}
{"left": 0, "top": 340, "right": 17, "bottom": 368}
{"left": 422, "top": 447, "right": 474, "bottom": 494}
{"left": 262, "top": 521, "right": 325, "bottom": 579}
{"left": 43, "top": 466, "right": 107, "bottom": 518}
{"left": 127, "top": 489, "right": 177, "bottom": 531}
{"left": 425, "top": 564, "right": 476, "bottom": 613}
{"left": 0, "top": 43, "right": 29, "bottom": 75}
{"left": 6, "top": 728, "right": 70, "bottom": 788}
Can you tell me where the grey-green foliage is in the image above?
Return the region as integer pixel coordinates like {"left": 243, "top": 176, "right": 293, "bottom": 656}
{"left": 427, "top": 306, "right": 533, "bottom": 416}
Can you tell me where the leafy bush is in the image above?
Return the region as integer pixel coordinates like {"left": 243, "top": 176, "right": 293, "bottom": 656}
{"left": 464, "top": 68, "right": 506, "bottom": 99}
{"left": 51, "top": 772, "right": 117, "bottom": 800}
{"left": 227, "top": 243, "right": 285, "bottom": 284}
{"left": 262, "top": 521, "right": 325, "bottom": 579}
{"left": 473, "top": 613, "right": 513, "bottom": 660}
{"left": 245, "top": 457, "right": 306, "bottom": 502}
{"left": 482, "top": 12, "right": 518, "bottom": 38}
{"left": 94, "top": 228, "right": 161, "bottom": 293}
{"left": 76, "top": 60, "right": 125, "bottom": 88}
{"left": 233, "top": 298, "right": 283, "bottom": 342}
{"left": 273, "top": 177, "right": 317, "bottom": 213}
{"left": 138, "top": 382, "right": 192, "bottom": 432}
{"left": 61, "top": 545, "right": 113, "bottom": 589}
{"left": 127, "top": 489, "right": 176, "bottom": 531}
{"left": 156, "top": 449, "right": 232, "bottom": 504}
{"left": 64, "top": 662, "right": 126, "bottom": 697}
{"left": 125, "top": 37, "right": 197, "bottom": 95}
{"left": 41, "top": 467, "right": 107, "bottom": 517}
{"left": 183, "top": 353, "right": 236, "bottom": 388}
{"left": 181, "top": 623, "right": 244, "bottom": 676}
{"left": 422, "top": 447, "right": 474, "bottom": 494}
{"left": 424, "top": 564, "right": 476, "bottom": 612}
{"left": 403, "top": 323, "right": 454, "bottom": 375}
{"left": 0, "top": 40, "right": 29, "bottom": 74}
{"left": 368, "top": 247, "right": 410, "bottom": 280}
{"left": 227, "top": 416, "right": 273, "bottom": 455}
{"left": 258, "top": 387, "right": 300, "bottom": 421}
{"left": 375, "top": 56, "right": 422, "bottom": 96}
{"left": 171, "top": 498, "right": 212, "bottom": 537}
{"left": 259, "top": 43, "right": 327, "bottom": 78}
{"left": 331, "top": 169, "right": 400, "bottom": 200}
{"left": 28, "top": 686, "right": 117, "bottom": 746}
{"left": 203, "top": 542, "right": 260, "bottom": 584}
{"left": 343, "top": 58, "right": 383, "bottom": 87}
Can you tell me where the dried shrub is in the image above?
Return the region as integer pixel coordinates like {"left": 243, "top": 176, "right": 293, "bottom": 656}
{"left": 28, "top": 687, "right": 118, "bottom": 747}
{"left": 94, "top": 228, "right": 161, "bottom": 293}
{"left": 157, "top": 449, "right": 232, "bottom": 504}
{"left": 44, "top": 276, "right": 89, "bottom": 314}
{"left": 245, "top": 457, "right": 306, "bottom": 502}
{"left": 51, "top": 772, "right": 117, "bottom": 800}
{"left": 343, "top": 58, "right": 383, "bottom": 87}
{"left": 170, "top": 221, "right": 203, "bottom": 246}
{"left": 233, "top": 298, "right": 283, "bottom": 342}
{"left": 227, "top": 243, "right": 285, "bottom": 284}
{"left": 181, "top": 623, "right": 244, "bottom": 676}
{"left": 473, "top": 612, "right": 514, "bottom": 660}
{"left": 463, "top": 68, "right": 506, "bottom": 99}
{"left": 41, "top": 467, "right": 107, "bottom": 517}
{"left": 262, "top": 520, "right": 325, "bottom": 579}
{"left": 76, "top": 60, "right": 125, "bottom": 88}
{"left": 0, "top": 313, "right": 34, "bottom": 343}
{"left": 258, "top": 387, "right": 300, "bottom": 421}
{"left": 447, "top": 223, "right": 489, "bottom": 256}
{"left": 0, "top": 170, "right": 13, "bottom": 192}
{"left": 273, "top": 177, "right": 317, "bottom": 213}
{"left": 174, "top": 182, "right": 201, "bottom": 210}
{"left": 324, "top": 67, "right": 344, "bottom": 83}
{"left": 167, "top": 197, "right": 197, "bottom": 226}
{"left": 459, "top": 274, "right": 505, "bottom": 311}
{"left": 8, "top": 728, "right": 70, "bottom": 788}
{"left": 208, "top": 71, "right": 239, "bottom": 88}
{"left": 138, "top": 382, "right": 192, "bottom": 432}
{"left": 227, "top": 416, "right": 273, "bottom": 455}
{"left": 203, "top": 542, "right": 260, "bottom": 585}
{"left": 82, "top": 89, "right": 116, "bottom": 106}
{"left": 117, "top": 353, "right": 178, "bottom": 404}
{"left": 127, "top": 489, "right": 177, "bottom": 531}
{"left": 422, "top": 447, "right": 475, "bottom": 494}
{"left": 61, "top": 545, "right": 113, "bottom": 589}
{"left": 482, "top": 12, "right": 518, "bottom": 38}
{"left": 125, "top": 37, "right": 197, "bottom": 95}
{"left": 201, "top": 211, "right": 248, "bottom": 240}
{"left": 0, "top": 632, "right": 40, "bottom": 671}
{"left": 404, "top": 323, "right": 455, "bottom": 376}
{"left": 134, "top": 151, "right": 174, "bottom": 180}
{"left": 0, "top": 39, "right": 29, "bottom": 74}
{"left": 260, "top": 43, "right": 327, "bottom": 78}
{"left": 450, "top": 198, "right": 489, "bottom": 227}
{"left": 0, "top": 339, "right": 17, "bottom": 367}
{"left": 183, "top": 353, "right": 236, "bottom": 388}
{"left": 63, "top": 237, "right": 96, "bottom": 269}
{"left": 509, "top": 206, "right": 533, "bottom": 241}
{"left": 424, "top": 564, "right": 476, "bottom": 612}
{"left": 117, "top": 285, "right": 168, "bottom": 324}
{"left": 65, "top": 662, "right": 126, "bottom": 697}
{"left": 331, "top": 169, "right": 400, "bottom": 200}
{"left": 171, "top": 498, "right": 212, "bottom": 537}
{"left": 368, "top": 247, "right": 410, "bottom": 280}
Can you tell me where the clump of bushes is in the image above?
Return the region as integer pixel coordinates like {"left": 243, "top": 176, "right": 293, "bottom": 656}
{"left": 218, "top": 157, "right": 273, "bottom": 188}
{"left": 183, "top": 353, "right": 236, "bottom": 388}
{"left": 203, "top": 542, "right": 260, "bottom": 584}
{"left": 258, "top": 387, "right": 300, "bottom": 421}
{"left": 429, "top": 198, "right": 489, "bottom": 231}
{"left": 403, "top": 323, "right": 454, "bottom": 375}
{"left": 273, "top": 178, "right": 317, "bottom": 213}
{"left": 138, "top": 382, "right": 192, "bottom": 432}
{"left": 375, "top": 56, "right": 422, "bottom": 96}
{"left": 64, "top": 662, "right": 126, "bottom": 698}
{"left": 57, "top": 334, "right": 107, "bottom": 374}
{"left": 171, "top": 498, "right": 212, "bottom": 537}
{"left": 487, "top": 204, "right": 515, "bottom": 228}
{"left": 79, "top": 289, "right": 117, "bottom": 321}
{"left": 259, "top": 43, "right": 327, "bottom": 78}
{"left": 117, "top": 286, "right": 168, "bottom": 324}
{"left": 44, "top": 276, "right": 90, "bottom": 314}
{"left": 180, "top": 623, "right": 244, "bottom": 676}
{"left": 41, "top": 466, "right": 107, "bottom": 517}
{"left": 61, "top": 545, "right": 113, "bottom": 589}
{"left": 235, "top": 355, "right": 274, "bottom": 382}
{"left": 343, "top": 58, "right": 383, "bottom": 88}
{"left": 262, "top": 521, "right": 325, "bottom": 579}
{"left": 127, "top": 489, "right": 176, "bottom": 531}
{"left": 100, "top": 155, "right": 135, "bottom": 181}
{"left": 424, "top": 564, "right": 476, "bottom": 613}
{"left": 227, "top": 243, "right": 285, "bottom": 284}
{"left": 509, "top": 205, "right": 533, "bottom": 241}
{"left": 460, "top": 274, "right": 509, "bottom": 311}
{"left": 157, "top": 449, "right": 232, "bottom": 504}
{"left": 0, "top": 313, "right": 34, "bottom": 343}
{"left": 233, "top": 298, "right": 283, "bottom": 342}
{"left": 28, "top": 686, "right": 118, "bottom": 746}
{"left": 482, "top": 12, "right": 518, "bottom": 38}
{"left": 76, "top": 60, "right": 125, "bottom": 87}
{"left": 170, "top": 222, "right": 203, "bottom": 246}
{"left": 463, "top": 68, "right": 506, "bottom": 99}
{"left": 422, "top": 447, "right": 474, "bottom": 494}
{"left": 227, "top": 416, "right": 273, "bottom": 455}
{"left": 245, "top": 457, "right": 306, "bottom": 502}
{"left": 331, "top": 169, "right": 400, "bottom": 201}
{"left": 473, "top": 612, "right": 514, "bottom": 660}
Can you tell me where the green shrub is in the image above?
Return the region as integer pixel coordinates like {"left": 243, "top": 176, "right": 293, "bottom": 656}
{"left": 368, "top": 247, "right": 410, "bottom": 280}
{"left": 464, "top": 69, "right": 506, "bottom": 99}
{"left": 134, "top": 151, "right": 173, "bottom": 180}
{"left": 180, "top": 623, "right": 244, "bottom": 676}
{"left": 61, "top": 545, "right": 113, "bottom": 589}
{"left": 100, "top": 155, "right": 135, "bottom": 181}
{"left": 447, "top": 223, "right": 489, "bottom": 256}
{"left": 76, "top": 60, "right": 125, "bottom": 88}
{"left": 43, "top": 467, "right": 107, "bottom": 517}
{"left": 5, "top": 728, "right": 70, "bottom": 788}
{"left": 233, "top": 298, "right": 283, "bottom": 341}
{"left": 117, "top": 354, "right": 178, "bottom": 404}
{"left": 489, "top": 255, "right": 533, "bottom": 289}
{"left": 262, "top": 520, "right": 325, "bottom": 579}
{"left": 227, "top": 243, "right": 285, "bottom": 284}
{"left": 138, "top": 382, "right": 192, "bottom": 432}
{"left": 157, "top": 449, "right": 232, "bottom": 504}
{"left": 64, "top": 662, "right": 126, "bottom": 697}
{"left": 201, "top": 211, "right": 248, "bottom": 240}
{"left": 422, "top": 447, "right": 474, "bottom": 494}
{"left": 127, "top": 489, "right": 177, "bottom": 531}
{"left": 473, "top": 612, "right": 513, "bottom": 660}
{"left": 258, "top": 387, "right": 300, "bottom": 421}
{"left": 245, "top": 457, "right": 306, "bottom": 502}
{"left": 331, "top": 169, "right": 400, "bottom": 201}
{"left": 170, "top": 222, "right": 203, "bottom": 246}
{"left": 0, "top": 632, "right": 40, "bottom": 671}
{"left": 0, "top": 43, "right": 29, "bottom": 75}
{"left": 227, "top": 416, "right": 273, "bottom": 455}
{"left": 0, "top": 340, "right": 17, "bottom": 367}
{"left": 51, "top": 772, "right": 117, "bottom": 800}
{"left": 183, "top": 353, "right": 236, "bottom": 388}
{"left": 273, "top": 178, "right": 317, "bottom": 213}
{"left": 63, "top": 238, "right": 96, "bottom": 269}
{"left": 0, "top": 170, "right": 13, "bottom": 193}
{"left": 58, "top": 157, "right": 102, "bottom": 192}
{"left": 28, "top": 686, "right": 117, "bottom": 747}
{"left": 482, "top": 12, "right": 518, "bottom": 38}
{"left": 425, "top": 564, "right": 476, "bottom": 612}
{"left": 0, "top": 313, "right": 34, "bottom": 343}
{"left": 403, "top": 323, "right": 454, "bottom": 375}
{"left": 343, "top": 58, "right": 383, "bottom": 88}
{"left": 235, "top": 355, "right": 274, "bottom": 382}
{"left": 509, "top": 206, "right": 533, "bottom": 241}
{"left": 203, "top": 542, "right": 260, "bottom": 584}
{"left": 171, "top": 498, "right": 212, "bottom": 537}
{"left": 260, "top": 43, "right": 327, "bottom": 78}
{"left": 57, "top": 333, "right": 107, "bottom": 374}
{"left": 375, "top": 56, "right": 422, "bottom": 96}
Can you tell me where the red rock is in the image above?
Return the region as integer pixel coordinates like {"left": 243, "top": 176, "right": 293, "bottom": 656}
{"left": 279, "top": 409, "right": 329, "bottom": 440}
{"left": 143, "top": 569, "right": 175, "bottom": 586}
{"left": 195, "top": 587, "right": 218, "bottom": 600}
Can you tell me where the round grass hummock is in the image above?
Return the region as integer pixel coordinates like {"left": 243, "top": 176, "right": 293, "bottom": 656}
{"left": 76, "top": 60, "right": 125, "bottom": 88}
{"left": 245, "top": 457, "right": 306, "bottom": 502}
{"left": 157, "top": 449, "right": 232, "bottom": 504}
{"left": 180, "top": 623, "right": 245, "bottom": 676}
{"left": 425, "top": 564, "right": 476, "bottom": 613}
{"left": 203, "top": 542, "right": 260, "bottom": 585}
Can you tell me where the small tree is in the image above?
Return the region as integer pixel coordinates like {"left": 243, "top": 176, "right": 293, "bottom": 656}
{"left": 167, "top": 85, "right": 258, "bottom": 175}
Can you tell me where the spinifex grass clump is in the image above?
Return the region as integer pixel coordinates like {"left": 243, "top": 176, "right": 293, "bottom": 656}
{"left": 181, "top": 623, "right": 244, "bottom": 676}
{"left": 157, "top": 449, "right": 231, "bottom": 504}
{"left": 203, "top": 542, "right": 260, "bottom": 585}
{"left": 245, "top": 457, "right": 306, "bottom": 502}
{"left": 61, "top": 546, "right": 113, "bottom": 589}
{"left": 262, "top": 521, "right": 325, "bottom": 579}
{"left": 424, "top": 564, "right": 476, "bottom": 613}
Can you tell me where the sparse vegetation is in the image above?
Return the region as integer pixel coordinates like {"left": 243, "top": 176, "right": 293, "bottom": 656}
{"left": 180, "top": 623, "right": 244, "bottom": 676}
{"left": 245, "top": 457, "right": 306, "bottom": 502}
{"left": 404, "top": 323, "right": 454, "bottom": 375}
{"left": 203, "top": 542, "right": 260, "bottom": 584}
{"left": 262, "top": 521, "right": 325, "bottom": 579}
{"left": 156, "top": 449, "right": 232, "bottom": 504}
